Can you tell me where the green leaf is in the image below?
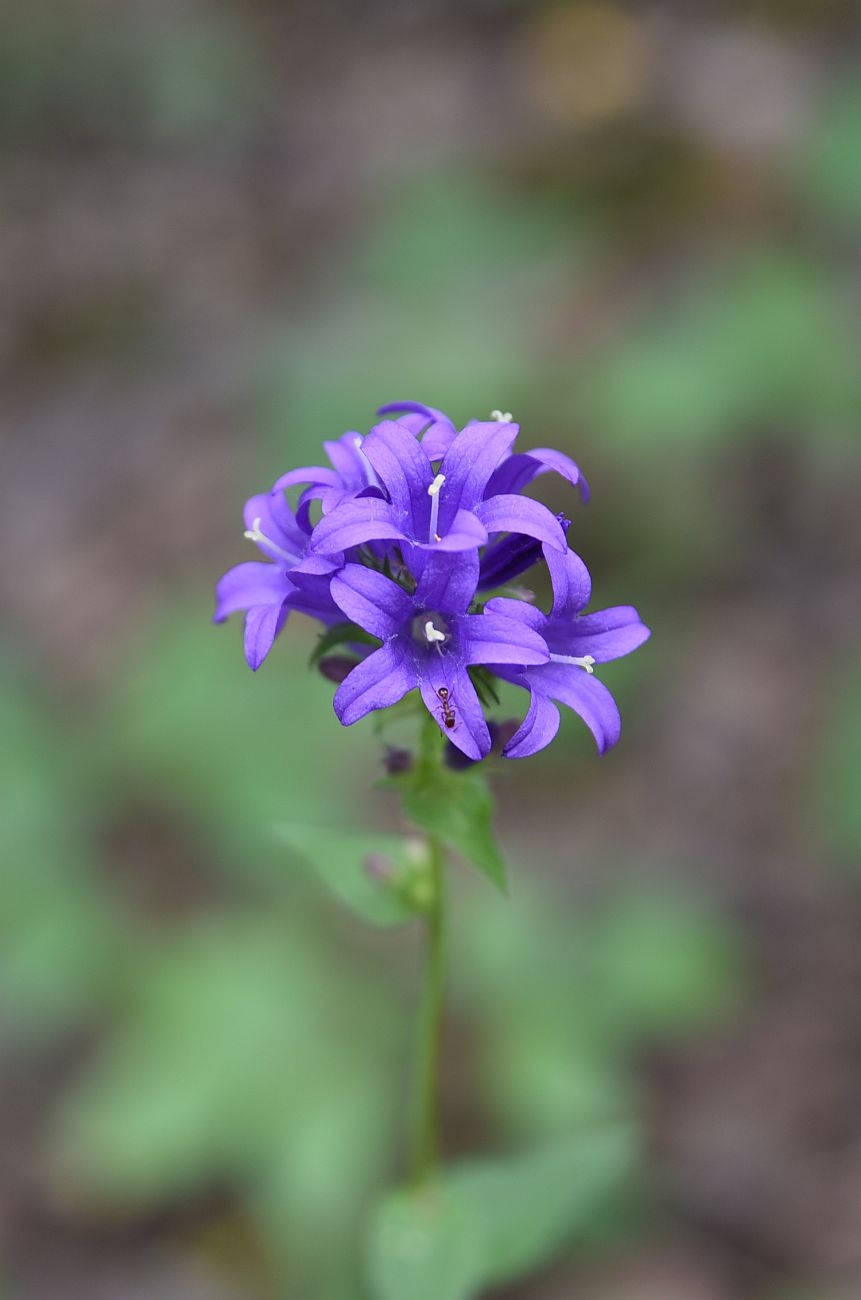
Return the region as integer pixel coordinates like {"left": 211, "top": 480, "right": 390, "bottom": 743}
{"left": 368, "top": 1184, "right": 483, "bottom": 1300}
{"left": 450, "top": 1127, "right": 637, "bottom": 1287}
{"left": 0, "top": 664, "right": 129, "bottom": 1035}
{"left": 367, "top": 1127, "right": 637, "bottom": 1300}
{"left": 107, "top": 602, "right": 377, "bottom": 868}
{"left": 582, "top": 253, "right": 861, "bottom": 450}
{"left": 392, "top": 731, "right": 506, "bottom": 890}
{"left": 277, "top": 822, "right": 426, "bottom": 927}
{"left": 55, "top": 914, "right": 398, "bottom": 1263}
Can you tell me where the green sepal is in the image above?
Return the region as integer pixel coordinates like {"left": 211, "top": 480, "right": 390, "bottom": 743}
{"left": 467, "top": 666, "right": 500, "bottom": 708}
{"left": 278, "top": 822, "right": 436, "bottom": 927}
{"left": 308, "top": 622, "right": 377, "bottom": 669}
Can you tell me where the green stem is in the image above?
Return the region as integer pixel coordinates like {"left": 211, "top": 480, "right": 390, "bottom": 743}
{"left": 410, "top": 833, "right": 446, "bottom": 1185}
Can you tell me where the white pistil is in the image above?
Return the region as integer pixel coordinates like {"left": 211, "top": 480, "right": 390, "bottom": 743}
{"left": 243, "top": 517, "right": 300, "bottom": 565}
{"left": 490, "top": 408, "right": 513, "bottom": 423}
{"left": 424, "top": 620, "right": 446, "bottom": 644}
{"left": 549, "top": 652, "right": 596, "bottom": 674}
{"left": 427, "top": 472, "right": 445, "bottom": 544}
{"left": 353, "top": 435, "right": 381, "bottom": 489}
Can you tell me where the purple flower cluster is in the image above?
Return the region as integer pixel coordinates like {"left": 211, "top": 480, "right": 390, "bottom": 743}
{"left": 215, "top": 402, "right": 649, "bottom": 760}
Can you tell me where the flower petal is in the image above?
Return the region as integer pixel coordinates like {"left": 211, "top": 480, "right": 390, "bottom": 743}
{"left": 244, "top": 601, "right": 290, "bottom": 671}
{"left": 323, "top": 433, "right": 366, "bottom": 487}
{"left": 486, "top": 448, "right": 590, "bottom": 501}
{"left": 310, "top": 497, "right": 407, "bottom": 553}
{"left": 417, "top": 657, "right": 491, "bottom": 762}
{"left": 557, "top": 606, "right": 650, "bottom": 662}
{"left": 330, "top": 564, "right": 412, "bottom": 639}
{"left": 273, "top": 465, "right": 342, "bottom": 493}
{"left": 214, "top": 562, "right": 294, "bottom": 621}
{"left": 437, "top": 421, "right": 519, "bottom": 528}
{"left": 421, "top": 423, "right": 458, "bottom": 460}
{"left": 424, "top": 508, "right": 488, "bottom": 552}
{"left": 334, "top": 642, "right": 416, "bottom": 726}
{"left": 291, "top": 552, "right": 343, "bottom": 580}
{"left": 377, "top": 400, "right": 455, "bottom": 425}
{"left": 503, "top": 691, "right": 561, "bottom": 759}
{"left": 478, "top": 533, "right": 542, "bottom": 590}
{"left": 414, "top": 549, "right": 479, "bottom": 613}
{"left": 526, "top": 662, "right": 622, "bottom": 754}
{"left": 363, "top": 419, "right": 433, "bottom": 535}
{"left": 474, "top": 494, "right": 567, "bottom": 552}
{"left": 547, "top": 546, "right": 592, "bottom": 617}
{"left": 243, "top": 492, "right": 306, "bottom": 562}
{"left": 483, "top": 596, "right": 546, "bottom": 631}
{"left": 376, "top": 408, "right": 457, "bottom": 459}
{"left": 456, "top": 612, "right": 549, "bottom": 666}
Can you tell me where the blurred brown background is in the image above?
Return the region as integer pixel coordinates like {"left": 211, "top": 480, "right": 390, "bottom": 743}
{"left": 2, "top": 1, "right": 861, "bottom": 1297}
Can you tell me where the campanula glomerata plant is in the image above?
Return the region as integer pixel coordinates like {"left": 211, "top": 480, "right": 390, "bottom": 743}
{"left": 216, "top": 401, "right": 648, "bottom": 757}
{"left": 215, "top": 400, "right": 650, "bottom": 1292}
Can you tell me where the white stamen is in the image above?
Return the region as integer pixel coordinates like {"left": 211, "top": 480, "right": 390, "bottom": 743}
{"left": 427, "top": 473, "right": 445, "bottom": 543}
{"left": 490, "top": 408, "right": 513, "bottom": 423}
{"left": 549, "top": 652, "right": 596, "bottom": 674}
{"left": 424, "top": 620, "right": 446, "bottom": 644}
{"left": 243, "top": 517, "right": 300, "bottom": 565}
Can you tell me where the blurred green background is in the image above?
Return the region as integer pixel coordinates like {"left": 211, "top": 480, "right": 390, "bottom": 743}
{"left": 2, "top": 0, "right": 861, "bottom": 1297}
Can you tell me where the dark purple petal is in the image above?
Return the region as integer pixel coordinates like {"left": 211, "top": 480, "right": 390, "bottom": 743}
{"left": 310, "top": 497, "right": 407, "bottom": 553}
{"left": 483, "top": 596, "right": 545, "bottom": 631}
{"left": 456, "top": 612, "right": 549, "bottom": 666}
{"left": 478, "top": 533, "right": 542, "bottom": 590}
{"left": 437, "top": 421, "right": 519, "bottom": 528}
{"left": 547, "top": 547, "right": 592, "bottom": 617}
{"left": 416, "top": 657, "right": 491, "bottom": 762}
{"left": 485, "top": 448, "right": 590, "bottom": 501}
{"left": 552, "top": 606, "right": 650, "bottom": 663}
{"left": 503, "top": 691, "right": 561, "bottom": 759}
{"left": 214, "top": 562, "right": 294, "bottom": 621}
{"left": 363, "top": 419, "right": 433, "bottom": 535}
{"left": 474, "top": 494, "right": 567, "bottom": 553}
{"left": 334, "top": 642, "right": 416, "bottom": 726}
{"left": 525, "top": 662, "right": 622, "bottom": 754}
{"left": 244, "top": 601, "right": 290, "bottom": 671}
{"left": 330, "top": 564, "right": 412, "bottom": 639}
{"left": 414, "top": 550, "right": 479, "bottom": 614}
{"left": 317, "top": 655, "right": 359, "bottom": 684}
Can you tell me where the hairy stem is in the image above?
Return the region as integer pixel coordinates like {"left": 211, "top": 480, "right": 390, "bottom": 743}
{"left": 410, "top": 832, "right": 446, "bottom": 1184}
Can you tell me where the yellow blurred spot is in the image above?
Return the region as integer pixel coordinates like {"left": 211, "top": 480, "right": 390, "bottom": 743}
{"left": 523, "top": 2, "right": 652, "bottom": 128}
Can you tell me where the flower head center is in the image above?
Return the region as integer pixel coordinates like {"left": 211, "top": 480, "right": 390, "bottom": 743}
{"left": 411, "top": 610, "right": 450, "bottom": 653}
{"left": 427, "top": 473, "right": 445, "bottom": 543}
{"left": 244, "top": 517, "right": 301, "bottom": 566}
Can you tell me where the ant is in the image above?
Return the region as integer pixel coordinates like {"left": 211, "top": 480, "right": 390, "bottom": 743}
{"left": 436, "top": 686, "right": 456, "bottom": 730}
